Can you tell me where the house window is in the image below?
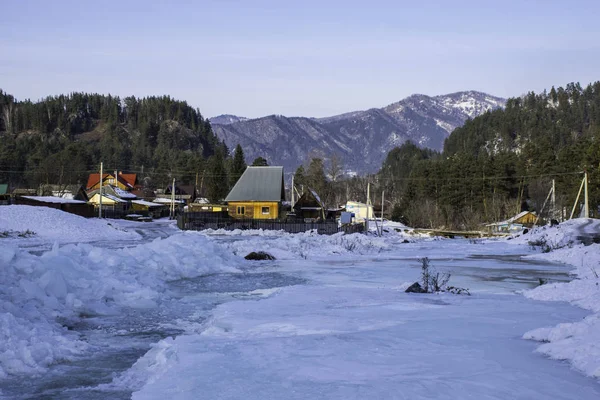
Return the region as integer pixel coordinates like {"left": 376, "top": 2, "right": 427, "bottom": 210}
{"left": 262, "top": 206, "right": 270, "bottom": 215}
{"left": 237, "top": 206, "right": 245, "bottom": 215}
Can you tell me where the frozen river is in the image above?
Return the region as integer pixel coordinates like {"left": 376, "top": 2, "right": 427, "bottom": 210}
{"left": 1, "top": 220, "right": 599, "bottom": 399}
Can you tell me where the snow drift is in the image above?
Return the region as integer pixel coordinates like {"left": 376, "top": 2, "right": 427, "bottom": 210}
{"left": 519, "top": 219, "right": 600, "bottom": 380}
{"left": 0, "top": 234, "right": 240, "bottom": 378}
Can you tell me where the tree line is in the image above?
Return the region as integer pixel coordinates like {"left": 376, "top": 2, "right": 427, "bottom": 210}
{"left": 0, "top": 90, "right": 248, "bottom": 197}
{"left": 378, "top": 82, "right": 600, "bottom": 229}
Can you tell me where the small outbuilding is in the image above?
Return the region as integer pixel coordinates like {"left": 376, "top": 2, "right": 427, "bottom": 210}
{"left": 0, "top": 184, "right": 10, "bottom": 205}
{"left": 14, "top": 196, "right": 95, "bottom": 217}
{"left": 486, "top": 211, "right": 538, "bottom": 233}
{"left": 293, "top": 188, "right": 325, "bottom": 221}
{"left": 345, "top": 201, "right": 374, "bottom": 223}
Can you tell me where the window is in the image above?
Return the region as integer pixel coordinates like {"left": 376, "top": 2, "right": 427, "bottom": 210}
{"left": 262, "top": 206, "right": 270, "bottom": 215}
{"left": 237, "top": 206, "right": 245, "bottom": 215}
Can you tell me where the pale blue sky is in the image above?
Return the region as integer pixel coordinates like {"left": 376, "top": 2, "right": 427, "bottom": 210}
{"left": 1, "top": 0, "right": 599, "bottom": 118}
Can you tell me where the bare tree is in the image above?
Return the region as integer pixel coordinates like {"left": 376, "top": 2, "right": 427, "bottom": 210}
{"left": 327, "top": 153, "right": 344, "bottom": 182}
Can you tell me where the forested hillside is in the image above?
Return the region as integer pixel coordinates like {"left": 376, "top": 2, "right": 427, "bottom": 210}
{"left": 0, "top": 90, "right": 227, "bottom": 189}
{"left": 380, "top": 82, "right": 600, "bottom": 229}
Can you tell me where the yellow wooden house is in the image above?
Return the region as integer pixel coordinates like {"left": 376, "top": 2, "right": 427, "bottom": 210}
{"left": 225, "top": 166, "right": 285, "bottom": 220}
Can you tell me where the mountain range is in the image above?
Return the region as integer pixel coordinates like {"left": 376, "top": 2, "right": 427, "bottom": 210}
{"left": 210, "top": 91, "right": 505, "bottom": 175}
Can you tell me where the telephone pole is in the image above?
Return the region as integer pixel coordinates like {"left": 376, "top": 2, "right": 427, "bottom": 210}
{"left": 584, "top": 171, "right": 589, "bottom": 218}
{"left": 99, "top": 162, "right": 103, "bottom": 218}
{"left": 171, "top": 178, "right": 176, "bottom": 219}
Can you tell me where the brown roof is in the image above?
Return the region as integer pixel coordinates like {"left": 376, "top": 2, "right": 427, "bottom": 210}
{"left": 86, "top": 173, "right": 137, "bottom": 190}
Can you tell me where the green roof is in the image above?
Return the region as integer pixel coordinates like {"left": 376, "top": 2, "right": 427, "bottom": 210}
{"left": 0, "top": 184, "right": 8, "bottom": 195}
{"left": 225, "top": 166, "right": 285, "bottom": 202}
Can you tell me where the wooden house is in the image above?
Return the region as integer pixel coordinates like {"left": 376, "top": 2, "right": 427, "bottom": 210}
{"left": 131, "top": 199, "right": 165, "bottom": 218}
{"left": 87, "top": 185, "right": 137, "bottom": 211}
{"left": 293, "top": 188, "right": 326, "bottom": 221}
{"left": 86, "top": 172, "right": 139, "bottom": 192}
{"left": 225, "top": 166, "right": 285, "bottom": 220}
{"left": 155, "top": 184, "right": 197, "bottom": 205}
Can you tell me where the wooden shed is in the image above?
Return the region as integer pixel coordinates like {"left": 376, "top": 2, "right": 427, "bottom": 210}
{"left": 293, "top": 188, "right": 326, "bottom": 221}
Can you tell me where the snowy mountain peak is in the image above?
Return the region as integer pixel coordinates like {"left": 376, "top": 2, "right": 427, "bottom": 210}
{"left": 209, "top": 114, "right": 248, "bottom": 125}
{"left": 212, "top": 91, "right": 505, "bottom": 174}
{"left": 434, "top": 91, "right": 506, "bottom": 119}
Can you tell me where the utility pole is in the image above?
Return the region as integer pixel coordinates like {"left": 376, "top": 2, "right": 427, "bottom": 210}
{"left": 291, "top": 175, "right": 295, "bottom": 209}
{"left": 381, "top": 190, "right": 385, "bottom": 236}
{"left": 366, "top": 182, "right": 371, "bottom": 231}
{"left": 551, "top": 179, "right": 556, "bottom": 221}
{"left": 99, "top": 162, "right": 103, "bottom": 218}
{"left": 584, "top": 171, "right": 589, "bottom": 218}
{"left": 171, "top": 178, "right": 176, "bottom": 219}
{"left": 570, "top": 174, "right": 586, "bottom": 220}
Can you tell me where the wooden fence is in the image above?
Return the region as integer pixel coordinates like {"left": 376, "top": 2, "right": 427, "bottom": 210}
{"left": 177, "top": 212, "right": 365, "bottom": 235}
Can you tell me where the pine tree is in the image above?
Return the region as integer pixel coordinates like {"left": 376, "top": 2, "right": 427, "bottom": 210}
{"left": 230, "top": 144, "right": 247, "bottom": 187}
{"left": 294, "top": 165, "right": 306, "bottom": 189}
{"left": 206, "top": 148, "right": 229, "bottom": 203}
{"left": 305, "top": 158, "right": 327, "bottom": 198}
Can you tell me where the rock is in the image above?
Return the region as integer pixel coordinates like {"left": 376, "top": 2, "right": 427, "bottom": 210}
{"left": 244, "top": 251, "right": 275, "bottom": 261}
{"left": 405, "top": 282, "right": 426, "bottom": 293}
{"left": 402, "top": 239, "right": 410, "bottom": 243}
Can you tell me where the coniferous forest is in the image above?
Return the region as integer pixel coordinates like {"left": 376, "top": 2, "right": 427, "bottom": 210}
{"left": 0, "top": 90, "right": 232, "bottom": 193}
{"left": 379, "top": 82, "right": 600, "bottom": 229}
{"left": 1, "top": 82, "right": 599, "bottom": 229}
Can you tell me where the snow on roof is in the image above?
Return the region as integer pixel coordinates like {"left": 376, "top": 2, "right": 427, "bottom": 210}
{"left": 113, "top": 186, "right": 137, "bottom": 199}
{"left": 488, "top": 211, "right": 536, "bottom": 226}
{"left": 21, "top": 196, "right": 86, "bottom": 204}
{"left": 102, "top": 193, "right": 127, "bottom": 203}
{"left": 346, "top": 201, "right": 372, "bottom": 208}
{"left": 509, "top": 211, "right": 534, "bottom": 223}
{"left": 132, "top": 200, "right": 164, "bottom": 207}
{"left": 308, "top": 188, "right": 324, "bottom": 207}
{"left": 153, "top": 198, "right": 185, "bottom": 204}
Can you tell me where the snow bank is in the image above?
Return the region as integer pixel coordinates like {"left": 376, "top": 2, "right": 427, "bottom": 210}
{"left": 201, "top": 230, "right": 392, "bottom": 259}
{"left": 0, "top": 205, "right": 139, "bottom": 243}
{"left": 509, "top": 218, "right": 600, "bottom": 249}
{"left": 0, "top": 234, "right": 240, "bottom": 378}
{"left": 521, "top": 219, "right": 600, "bottom": 380}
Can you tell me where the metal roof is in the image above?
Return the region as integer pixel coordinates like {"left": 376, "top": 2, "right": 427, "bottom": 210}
{"left": 225, "top": 166, "right": 285, "bottom": 202}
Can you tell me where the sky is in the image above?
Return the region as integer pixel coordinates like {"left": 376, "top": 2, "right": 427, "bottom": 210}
{"left": 1, "top": 0, "right": 599, "bottom": 118}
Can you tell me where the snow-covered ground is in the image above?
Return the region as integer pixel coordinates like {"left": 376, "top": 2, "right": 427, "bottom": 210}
{"left": 1, "top": 207, "right": 599, "bottom": 399}
{"left": 0, "top": 205, "right": 140, "bottom": 245}
{"left": 509, "top": 219, "right": 600, "bottom": 381}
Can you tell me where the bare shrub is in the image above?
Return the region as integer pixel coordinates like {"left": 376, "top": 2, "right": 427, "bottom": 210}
{"left": 419, "top": 257, "right": 451, "bottom": 293}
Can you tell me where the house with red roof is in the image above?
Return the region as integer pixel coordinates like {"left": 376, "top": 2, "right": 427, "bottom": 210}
{"left": 86, "top": 172, "right": 139, "bottom": 192}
